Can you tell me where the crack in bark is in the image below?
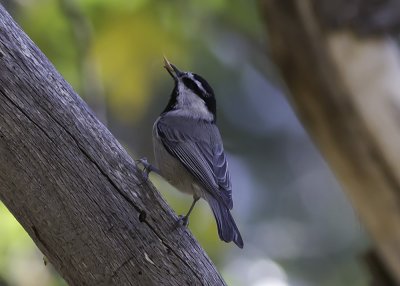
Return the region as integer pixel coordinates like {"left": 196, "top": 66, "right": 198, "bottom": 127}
{"left": 110, "top": 256, "right": 135, "bottom": 280}
{"left": 0, "top": 89, "right": 55, "bottom": 144}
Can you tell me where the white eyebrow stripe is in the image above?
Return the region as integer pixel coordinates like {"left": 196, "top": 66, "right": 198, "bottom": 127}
{"left": 187, "top": 73, "right": 206, "bottom": 94}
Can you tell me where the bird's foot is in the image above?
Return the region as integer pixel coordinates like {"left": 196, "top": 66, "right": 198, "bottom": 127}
{"left": 177, "top": 215, "right": 189, "bottom": 227}
{"left": 136, "top": 157, "right": 160, "bottom": 180}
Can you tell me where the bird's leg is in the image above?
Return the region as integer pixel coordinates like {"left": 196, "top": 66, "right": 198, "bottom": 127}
{"left": 136, "top": 157, "right": 161, "bottom": 180}
{"left": 178, "top": 196, "right": 200, "bottom": 226}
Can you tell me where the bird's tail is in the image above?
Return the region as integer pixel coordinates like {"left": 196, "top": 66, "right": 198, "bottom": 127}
{"left": 205, "top": 194, "right": 243, "bottom": 248}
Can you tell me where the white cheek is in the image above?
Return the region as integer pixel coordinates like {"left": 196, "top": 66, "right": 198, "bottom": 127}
{"left": 174, "top": 84, "right": 213, "bottom": 121}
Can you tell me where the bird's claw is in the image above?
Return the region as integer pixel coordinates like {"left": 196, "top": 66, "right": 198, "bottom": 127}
{"left": 136, "top": 157, "right": 151, "bottom": 180}
{"left": 177, "top": 215, "right": 189, "bottom": 227}
{"left": 135, "top": 157, "right": 161, "bottom": 181}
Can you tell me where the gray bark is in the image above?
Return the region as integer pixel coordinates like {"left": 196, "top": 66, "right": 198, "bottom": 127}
{"left": 0, "top": 4, "right": 226, "bottom": 286}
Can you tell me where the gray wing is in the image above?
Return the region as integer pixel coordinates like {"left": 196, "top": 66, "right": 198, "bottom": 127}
{"left": 156, "top": 115, "right": 233, "bottom": 209}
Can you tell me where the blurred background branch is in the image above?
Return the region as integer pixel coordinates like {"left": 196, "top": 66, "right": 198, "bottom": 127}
{"left": 313, "top": 0, "right": 400, "bottom": 35}
{"left": 261, "top": 0, "right": 400, "bottom": 284}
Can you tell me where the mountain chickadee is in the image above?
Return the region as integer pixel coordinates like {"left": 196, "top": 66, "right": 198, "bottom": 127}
{"left": 140, "top": 58, "right": 243, "bottom": 248}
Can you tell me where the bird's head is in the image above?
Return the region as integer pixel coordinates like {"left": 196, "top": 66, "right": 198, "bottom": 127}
{"left": 162, "top": 57, "right": 216, "bottom": 122}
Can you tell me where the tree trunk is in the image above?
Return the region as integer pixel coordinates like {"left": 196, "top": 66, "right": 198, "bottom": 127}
{"left": 261, "top": 0, "right": 400, "bottom": 284}
{"left": 0, "top": 4, "right": 226, "bottom": 286}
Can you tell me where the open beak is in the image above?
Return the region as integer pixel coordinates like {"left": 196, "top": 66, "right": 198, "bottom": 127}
{"left": 163, "top": 56, "right": 183, "bottom": 80}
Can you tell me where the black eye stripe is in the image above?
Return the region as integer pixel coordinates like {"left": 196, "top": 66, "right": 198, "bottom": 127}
{"left": 183, "top": 74, "right": 216, "bottom": 121}
{"left": 193, "top": 74, "right": 214, "bottom": 96}
{"left": 182, "top": 77, "right": 203, "bottom": 95}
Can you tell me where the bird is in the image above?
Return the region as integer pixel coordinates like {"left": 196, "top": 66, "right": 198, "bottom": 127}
{"left": 139, "top": 57, "right": 243, "bottom": 248}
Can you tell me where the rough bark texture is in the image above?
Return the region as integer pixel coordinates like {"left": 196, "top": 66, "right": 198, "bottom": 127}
{"left": 0, "top": 5, "right": 226, "bottom": 286}
{"left": 261, "top": 0, "right": 400, "bottom": 284}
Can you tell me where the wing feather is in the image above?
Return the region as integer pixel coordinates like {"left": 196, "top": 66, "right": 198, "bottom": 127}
{"left": 156, "top": 116, "right": 233, "bottom": 209}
